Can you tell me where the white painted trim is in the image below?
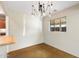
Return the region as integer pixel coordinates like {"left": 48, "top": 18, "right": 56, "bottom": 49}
{"left": 6, "top": 16, "right": 9, "bottom": 36}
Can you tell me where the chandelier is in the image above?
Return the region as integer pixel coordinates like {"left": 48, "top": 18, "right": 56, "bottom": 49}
{"left": 32, "top": 1, "right": 56, "bottom": 17}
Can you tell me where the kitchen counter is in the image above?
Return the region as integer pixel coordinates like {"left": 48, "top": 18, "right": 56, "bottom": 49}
{"left": 0, "top": 36, "right": 15, "bottom": 46}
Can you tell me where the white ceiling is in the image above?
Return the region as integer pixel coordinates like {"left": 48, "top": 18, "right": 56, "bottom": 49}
{"left": 1, "top": 1, "right": 79, "bottom": 14}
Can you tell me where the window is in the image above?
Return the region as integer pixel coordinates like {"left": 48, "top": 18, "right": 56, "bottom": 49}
{"left": 50, "top": 16, "right": 66, "bottom": 32}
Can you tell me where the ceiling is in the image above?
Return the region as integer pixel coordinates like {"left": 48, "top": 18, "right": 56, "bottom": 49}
{"left": 1, "top": 1, "right": 79, "bottom": 14}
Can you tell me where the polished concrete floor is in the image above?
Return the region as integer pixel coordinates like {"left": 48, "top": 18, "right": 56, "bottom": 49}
{"left": 7, "top": 43, "right": 76, "bottom": 58}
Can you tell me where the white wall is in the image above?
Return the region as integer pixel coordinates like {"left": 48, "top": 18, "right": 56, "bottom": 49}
{"left": 0, "top": 46, "right": 7, "bottom": 58}
{"left": 0, "top": 5, "right": 43, "bottom": 52}
{"left": 44, "top": 4, "right": 79, "bottom": 57}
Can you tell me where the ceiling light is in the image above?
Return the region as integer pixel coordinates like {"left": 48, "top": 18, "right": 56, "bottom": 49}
{"left": 32, "top": 1, "right": 55, "bottom": 17}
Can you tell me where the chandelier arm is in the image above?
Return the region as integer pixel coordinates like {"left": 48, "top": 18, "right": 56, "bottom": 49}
{"left": 32, "top": 1, "right": 54, "bottom": 17}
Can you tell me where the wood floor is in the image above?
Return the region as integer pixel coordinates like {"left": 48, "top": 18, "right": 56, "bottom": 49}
{"left": 7, "top": 43, "right": 77, "bottom": 58}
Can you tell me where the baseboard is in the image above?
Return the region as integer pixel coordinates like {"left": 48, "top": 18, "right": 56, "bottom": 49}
{"left": 44, "top": 42, "right": 78, "bottom": 57}
{"left": 7, "top": 42, "right": 44, "bottom": 53}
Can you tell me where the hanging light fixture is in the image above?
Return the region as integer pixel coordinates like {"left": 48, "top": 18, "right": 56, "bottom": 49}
{"left": 32, "top": 1, "right": 54, "bottom": 17}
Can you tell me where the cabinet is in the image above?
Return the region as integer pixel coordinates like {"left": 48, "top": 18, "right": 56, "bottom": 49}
{"left": 0, "top": 14, "right": 8, "bottom": 36}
